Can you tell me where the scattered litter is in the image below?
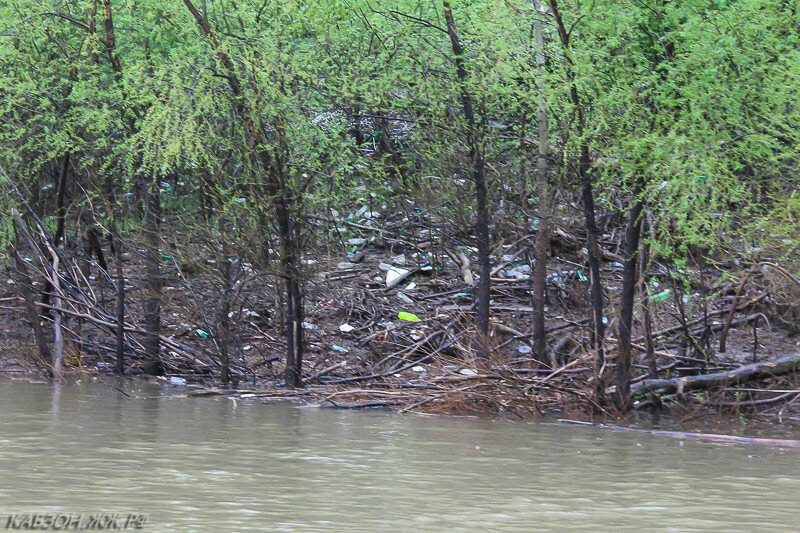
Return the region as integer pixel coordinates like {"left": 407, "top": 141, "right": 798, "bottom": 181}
{"left": 386, "top": 266, "right": 412, "bottom": 288}
{"left": 460, "top": 369, "right": 478, "bottom": 376}
{"left": 337, "top": 262, "right": 358, "bottom": 269}
{"left": 405, "top": 281, "right": 417, "bottom": 291}
{"left": 170, "top": 376, "right": 187, "bottom": 385}
{"left": 332, "top": 344, "right": 349, "bottom": 353}
{"left": 396, "top": 292, "right": 414, "bottom": 304}
{"left": 412, "top": 366, "right": 426, "bottom": 372}
{"left": 195, "top": 329, "right": 210, "bottom": 338}
{"left": 347, "top": 238, "right": 367, "bottom": 246}
{"left": 505, "top": 265, "right": 531, "bottom": 280}
{"left": 409, "top": 330, "right": 424, "bottom": 341}
{"left": 516, "top": 346, "right": 532, "bottom": 354}
{"left": 398, "top": 312, "right": 420, "bottom": 322}
{"left": 339, "top": 323, "right": 355, "bottom": 333}
{"left": 301, "top": 322, "right": 318, "bottom": 330}
{"left": 347, "top": 251, "right": 365, "bottom": 263}
{"left": 651, "top": 290, "right": 671, "bottom": 302}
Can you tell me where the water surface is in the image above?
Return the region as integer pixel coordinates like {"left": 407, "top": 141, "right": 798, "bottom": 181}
{"left": 0, "top": 379, "right": 797, "bottom": 531}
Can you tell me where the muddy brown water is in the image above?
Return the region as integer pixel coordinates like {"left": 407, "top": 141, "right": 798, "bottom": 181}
{"left": 0, "top": 379, "right": 798, "bottom": 532}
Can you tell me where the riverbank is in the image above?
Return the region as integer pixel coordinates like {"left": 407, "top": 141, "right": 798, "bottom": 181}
{"left": 3, "top": 211, "right": 800, "bottom": 423}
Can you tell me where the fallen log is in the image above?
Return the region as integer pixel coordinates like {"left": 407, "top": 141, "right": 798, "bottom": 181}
{"left": 631, "top": 352, "right": 800, "bottom": 396}
{"left": 559, "top": 419, "right": 800, "bottom": 448}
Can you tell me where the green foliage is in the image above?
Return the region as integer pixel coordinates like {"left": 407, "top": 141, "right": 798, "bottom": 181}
{"left": 0, "top": 0, "right": 797, "bottom": 269}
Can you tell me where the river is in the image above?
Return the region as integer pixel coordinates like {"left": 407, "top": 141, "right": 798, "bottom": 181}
{"left": 0, "top": 378, "right": 797, "bottom": 532}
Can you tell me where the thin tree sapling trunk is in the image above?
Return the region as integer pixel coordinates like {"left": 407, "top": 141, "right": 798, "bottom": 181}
{"left": 442, "top": 1, "right": 492, "bottom": 352}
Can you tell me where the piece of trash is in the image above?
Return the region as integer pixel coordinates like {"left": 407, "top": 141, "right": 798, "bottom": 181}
{"left": 195, "top": 329, "right": 210, "bottom": 338}
{"left": 348, "top": 251, "right": 365, "bottom": 263}
{"left": 650, "top": 290, "right": 671, "bottom": 302}
{"left": 337, "top": 261, "right": 358, "bottom": 269}
{"left": 442, "top": 365, "right": 458, "bottom": 371}
{"left": 391, "top": 254, "right": 406, "bottom": 265}
{"left": 405, "top": 281, "right": 417, "bottom": 291}
{"left": 170, "top": 376, "right": 187, "bottom": 385}
{"left": 412, "top": 366, "right": 426, "bottom": 372}
{"left": 332, "top": 344, "right": 349, "bottom": 353}
{"left": 347, "top": 238, "right": 366, "bottom": 246}
{"left": 505, "top": 267, "right": 531, "bottom": 281}
{"left": 398, "top": 312, "right": 420, "bottom": 322}
{"left": 455, "top": 292, "right": 474, "bottom": 303}
{"left": 301, "top": 322, "right": 318, "bottom": 330}
{"left": 577, "top": 269, "right": 588, "bottom": 282}
{"left": 386, "top": 266, "right": 412, "bottom": 288}
{"left": 339, "top": 323, "right": 355, "bottom": 333}
{"left": 460, "top": 369, "right": 478, "bottom": 376}
{"left": 516, "top": 346, "right": 532, "bottom": 354}
{"left": 396, "top": 291, "right": 414, "bottom": 304}
{"left": 159, "top": 253, "right": 173, "bottom": 260}
{"left": 409, "top": 330, "right": 424, "bottom": 341}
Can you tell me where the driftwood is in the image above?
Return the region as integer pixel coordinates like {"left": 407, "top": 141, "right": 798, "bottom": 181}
{"left": 631, "top": 352, "right": 800, "bottom": 396}
{"left": 559, "top": 419, "right": 800, "bottom": 448}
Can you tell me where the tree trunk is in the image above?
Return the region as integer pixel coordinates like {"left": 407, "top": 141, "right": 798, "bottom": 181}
{"left": 142, "top": 178, "right": 162, "bottom": 373}
{"left": 10, "top": 248, "right": 53, "bottom": 373}
{"left": 639, "top": 217, "right": 657, "bottom": 377}
{"left": 548, "top": 0, "right": 606, "bottom": 396}
{"left": 53, "top": 153, "right": 70, "bottom": 247}
{"left": 614, "top": 180, "right": 644, "bottom": 411}
{"left": 218, "top": 251, "right": 233, "bottom": 385}
{"left": 90, "top": 167, "right": 126, "bottom": 374}
{"left": 41, "top": 153, "right": 70, "bottom": 316}
{"left": 442, "top": 1, "right": 492, "bottom": 351}
{"left": 182, "top": 0, "right": 305, "bottom": 385}
{"left": 531, "top": 0, "right": 551, "bottom": 365}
